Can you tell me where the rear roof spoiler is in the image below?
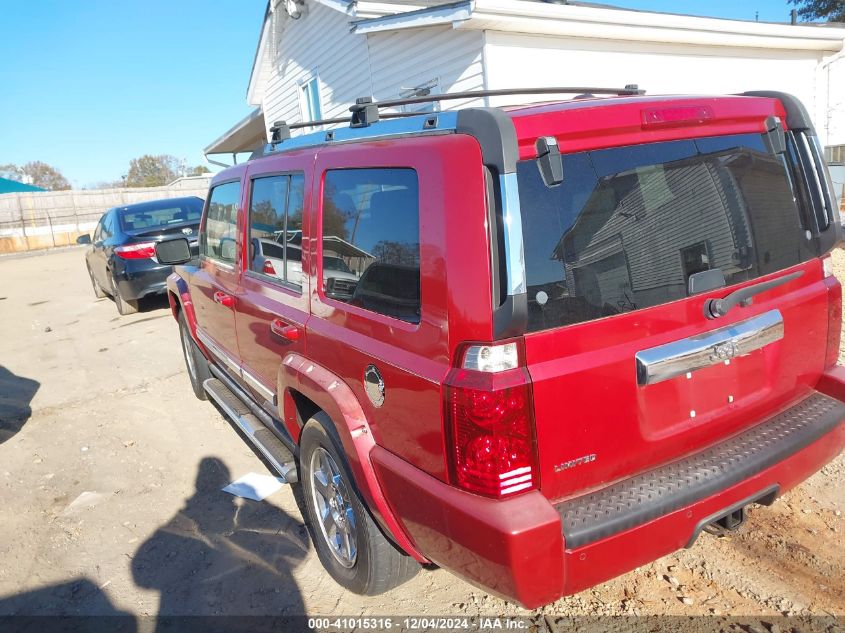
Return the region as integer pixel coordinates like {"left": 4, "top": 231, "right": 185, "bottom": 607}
{"left": 741, "top": 91, "right": 814, "bottom": 132}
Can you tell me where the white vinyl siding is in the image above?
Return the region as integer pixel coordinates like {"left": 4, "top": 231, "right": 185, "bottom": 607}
{"left": 262, "top": 2, "right": 372, "bottom": 135}
{"left": 483, "top": 31, "right": 826, "bottom": 140}
{"left": 366, "top": 27, "right": 485, "bottom": 111}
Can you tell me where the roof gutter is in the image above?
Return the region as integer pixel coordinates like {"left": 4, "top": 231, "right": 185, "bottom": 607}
{"left": 353, "top": 0, "right": 473, "bottom": 33}
{"left": 459, "top": 0, "right": 845, "bottom": 51}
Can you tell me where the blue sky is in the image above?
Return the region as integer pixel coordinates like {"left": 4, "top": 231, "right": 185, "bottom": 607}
{"left": 1, "top": 0, "right": 799, "bottom": 188}
{"left": 0, "top": 1, "right": 265, "bottom": 188}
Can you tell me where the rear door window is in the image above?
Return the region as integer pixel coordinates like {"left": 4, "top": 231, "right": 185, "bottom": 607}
{"left": 202, "top": 181, "right": 241, "bottom": 264}
{"left": 517, "top": 133, "right": 815, "bottom": 332}
{"left": 321, "top": 168, "right": 420, "bottom": 323}
{"left": 247, "top": 173, "right": 305, "bottom": 290}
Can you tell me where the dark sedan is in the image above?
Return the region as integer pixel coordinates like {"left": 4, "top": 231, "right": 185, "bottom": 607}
{"left": 78, "top": 197, "right": 203, "bottom": 315}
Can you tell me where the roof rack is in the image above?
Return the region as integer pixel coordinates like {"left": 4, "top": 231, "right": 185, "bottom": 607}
{"left": 258, "top": 84, "right": 644, "bottom": 156}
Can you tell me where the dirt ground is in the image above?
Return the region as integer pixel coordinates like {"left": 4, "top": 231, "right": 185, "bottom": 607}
{"left": 0, "top": 247, "right": 843, "bottom": 630}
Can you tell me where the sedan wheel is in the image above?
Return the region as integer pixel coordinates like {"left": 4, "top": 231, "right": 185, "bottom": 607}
{"left": 111, "top": 276, "right": 139, "bottom": 315}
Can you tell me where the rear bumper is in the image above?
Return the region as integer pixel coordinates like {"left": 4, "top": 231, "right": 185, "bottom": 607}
{"left": 371, "top": 385, "right": 845, "bottom": 609}
{"left": 113, "top": 259, "right": 171, "bottom": 300}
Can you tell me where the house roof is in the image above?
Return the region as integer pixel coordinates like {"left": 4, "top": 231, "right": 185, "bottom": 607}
{"left": 0, "top": 177, "right": 46, "bottom": 194}
{"left": 353, "top": 0, "right": 845, "bottom": 50}
{"left": 204, "top": 108, "right": 266, "bottom": 156}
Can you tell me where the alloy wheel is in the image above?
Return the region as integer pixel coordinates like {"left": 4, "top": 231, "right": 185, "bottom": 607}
{"left": 309, "top": 447, "right": 358, "bottom": 568}
{"left": 181, "top": 324, "right": 197, "bottom": 381}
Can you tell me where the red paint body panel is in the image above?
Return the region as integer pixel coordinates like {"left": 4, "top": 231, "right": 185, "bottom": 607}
{"left": 374, "top": 409, "right": 845, "bottom": 608}
{"left": 280, "top": 354, "right": 427, "bottom": 563}
{"left": 305, "top": 136, "right": 493, "bottom": 481}
{"left": 526, "top": 259, "right": 830, "bottom": 502}
{"left": 561, "top": 416, "right": 845, "bottom": 597}
{"left": 165, "top": 92, "right": 845, "bottom": 607}
{"left": 510, "top": 95, "right": 787, "bottom": 158}
{"left": 371, "top": 445, "right": 564, "bottom": 607}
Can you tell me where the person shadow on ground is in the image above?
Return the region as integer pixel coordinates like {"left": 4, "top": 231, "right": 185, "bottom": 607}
{"left": 0, "top": 365, "right": 39, "bottom": 445}
{"left": 131, "top": 456, "right": 312, "bottom": 632}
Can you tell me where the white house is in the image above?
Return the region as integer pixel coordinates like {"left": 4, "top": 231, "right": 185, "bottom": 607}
{"left": 204, "top": 0, "right": 845, "bottom": 175}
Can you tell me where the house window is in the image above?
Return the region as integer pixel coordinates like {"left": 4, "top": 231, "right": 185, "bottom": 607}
{"left": 300, "top": 76, "right": 322, "bottom": 122}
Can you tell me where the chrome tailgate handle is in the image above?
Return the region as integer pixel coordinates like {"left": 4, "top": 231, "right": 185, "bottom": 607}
{"left": 635, "top": 310, "right": 784, "bottom": 386}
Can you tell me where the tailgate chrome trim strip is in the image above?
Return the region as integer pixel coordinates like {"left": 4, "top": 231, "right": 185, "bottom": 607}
{"left": 635, "top": 309, "right": 783, "bottom": 386}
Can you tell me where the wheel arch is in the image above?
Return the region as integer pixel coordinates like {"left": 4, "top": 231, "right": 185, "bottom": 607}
{"left": 279, "top": 354, "right": 427, "bottom": 563}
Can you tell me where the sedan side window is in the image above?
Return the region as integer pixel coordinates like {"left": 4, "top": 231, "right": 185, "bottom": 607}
{"left": 202, "top": 182, "right": 241, "bottom": 264}
{"left": 248, "top": 173, "right": 305, "bottom": 290}
{"left": 100, "top": 213, "right": 113, "bottom": 239}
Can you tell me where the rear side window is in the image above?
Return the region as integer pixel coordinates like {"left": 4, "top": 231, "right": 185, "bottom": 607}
{"left": 247, "top": 173, "right": 305, "bottom": 290}
{"left": 321, "top": 168, "right": 420, "bottom": 323}
{"left": 518, "top": 133, "right": 815, "bottom": 332}
{"left": 202, "top": 181, "right": 240, "bottom": 264}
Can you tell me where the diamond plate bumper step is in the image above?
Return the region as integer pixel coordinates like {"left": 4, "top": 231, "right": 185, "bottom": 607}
{"left": 556, "top": 392, "right": 845, "bottom": 549}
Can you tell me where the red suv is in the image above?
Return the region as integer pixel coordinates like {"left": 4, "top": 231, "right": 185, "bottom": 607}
{"left": 156, "top": 88, "right": 845, "bottom": 608}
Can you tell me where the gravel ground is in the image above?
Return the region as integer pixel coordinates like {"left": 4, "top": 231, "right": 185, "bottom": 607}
{"left": 0, "top": 247, "right": 842, "bottom": 631}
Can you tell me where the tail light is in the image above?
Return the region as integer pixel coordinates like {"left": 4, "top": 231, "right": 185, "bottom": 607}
{"left": 823, "top": 255, "right": 842, "bottom": 367}
{"left": 115, "top": 242, "right": 156, "bottom": 259}
{"left": 444, "top": 341, "right": 538, "bottom": 498}
{"left": 262, "top": 259, "right": 277, "bottom": 276}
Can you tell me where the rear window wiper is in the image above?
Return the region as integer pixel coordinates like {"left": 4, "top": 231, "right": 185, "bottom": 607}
{"left": 704, "top": 270, "right": 804, "bottom": 319}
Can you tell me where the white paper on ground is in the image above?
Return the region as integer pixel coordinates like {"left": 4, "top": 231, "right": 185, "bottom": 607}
{"left": 222, "top": 472, "right": 286, "bottom": 501}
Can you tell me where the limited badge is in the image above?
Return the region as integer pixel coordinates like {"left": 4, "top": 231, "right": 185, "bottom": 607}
{"left": 364, "top": 365, "right": 385, "bottom": 407}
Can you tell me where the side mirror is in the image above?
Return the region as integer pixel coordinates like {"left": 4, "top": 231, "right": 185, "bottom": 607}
{"left": 76, "top": 234, "right": 92, "bottom": 245}
{"left": 155, "top": 238, "right": 192, "bottom": 265}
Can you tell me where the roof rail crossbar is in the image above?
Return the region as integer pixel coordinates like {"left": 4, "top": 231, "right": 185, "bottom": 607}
{"left": 350, "top": 96, "right": 380, "bottom": 128}
{"left": 252, "top": 85, "right": 646, "bottom": 157}
{"left": 348, "top": 85, "right": 645, "bottom": 119}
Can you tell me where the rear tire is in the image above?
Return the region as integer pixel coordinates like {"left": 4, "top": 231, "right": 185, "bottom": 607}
{"left": 111, "top": 275, "right": 139, "bottom": 315}
{"left": 299, "top": 413, "right": 419, "bottom": 595}
{"left": 178, "top": 312, "right": 210, "bottom": 400}
{"left": 87, "top": 264, "right": 106, "bottom": 299}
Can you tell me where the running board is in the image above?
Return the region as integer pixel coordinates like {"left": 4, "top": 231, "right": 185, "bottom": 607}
{"left": 204, "top": 378, "right": 298, "bottom": 484}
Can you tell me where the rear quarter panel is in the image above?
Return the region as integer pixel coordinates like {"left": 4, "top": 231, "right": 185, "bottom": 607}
{"left": 305, "top": 134, "right": 493, "bottom": 481}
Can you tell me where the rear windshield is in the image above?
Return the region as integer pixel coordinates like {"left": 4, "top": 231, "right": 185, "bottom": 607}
{"left": 119, "top": 198, "right": 203, "bottom": 233}
{"left": 517, "top": 133, "right": 816, "bottom": 332}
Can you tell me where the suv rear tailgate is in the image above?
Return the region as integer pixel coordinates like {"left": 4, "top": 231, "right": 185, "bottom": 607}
{"left": 526, "top": 259, "right": 828, "bottom": 502}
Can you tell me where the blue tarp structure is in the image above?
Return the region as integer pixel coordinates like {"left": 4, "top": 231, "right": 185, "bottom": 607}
{"left": 0, "top": 177, "right": 47, "bottom": 194}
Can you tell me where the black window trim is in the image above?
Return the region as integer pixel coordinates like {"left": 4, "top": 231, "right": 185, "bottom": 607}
{"left": 200, "top": 178, "right": 242, "bottom": 270}
{"left": 317, "top": 165, "right": 423, "bottom": 329}
{"left": 246, "top": 170, "right": 306, "bottom": 294}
